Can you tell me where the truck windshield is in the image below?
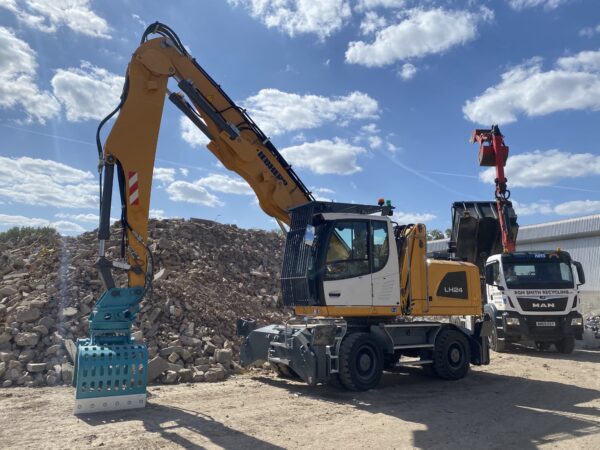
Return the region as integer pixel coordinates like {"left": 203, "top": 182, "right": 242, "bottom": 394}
{"left": 502, "top": 261, "right": 574, "bottom": 289}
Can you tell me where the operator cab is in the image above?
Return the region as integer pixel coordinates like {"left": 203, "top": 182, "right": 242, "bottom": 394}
{"left": 281, "top": 202, "right": 398, "bottom": 309}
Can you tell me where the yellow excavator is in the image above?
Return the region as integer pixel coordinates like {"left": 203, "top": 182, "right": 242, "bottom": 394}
{"left": 73, "top": 22, "right": 491, "bottom": 414}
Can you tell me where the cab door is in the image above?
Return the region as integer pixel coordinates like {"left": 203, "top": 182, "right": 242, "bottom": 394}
{"left": 371, "top": 220, "right": 400, "bottom": 307}
{"left": 321, "top": 220, "right": 373, "bottom": 307}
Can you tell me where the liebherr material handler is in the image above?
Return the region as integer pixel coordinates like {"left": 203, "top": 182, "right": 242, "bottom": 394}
{"left": 73, "top": 22, "right": 491, "bottom": 414}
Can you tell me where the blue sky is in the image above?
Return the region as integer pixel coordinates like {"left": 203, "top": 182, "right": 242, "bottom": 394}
{"left": 0, "top": 0, "right": 599, "bottom": 234}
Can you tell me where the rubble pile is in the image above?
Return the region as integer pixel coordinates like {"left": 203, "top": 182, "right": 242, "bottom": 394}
{"left": 583, "top": 313, "right": 600, "bottom": 348}
{"left": 0, "top": 219, "right": 287, "bottom": 387}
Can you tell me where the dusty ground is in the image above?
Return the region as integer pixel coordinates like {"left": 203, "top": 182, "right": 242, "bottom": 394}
{"left": 1, "top": 346, "right": 599, "bottom": 450}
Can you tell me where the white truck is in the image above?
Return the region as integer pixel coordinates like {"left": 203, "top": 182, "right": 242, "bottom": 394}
{"left": 447, "top": 201, "right": 586, "bottom": 354}
{"left": 483, "top": 250, "right": 585, "bottom": 353}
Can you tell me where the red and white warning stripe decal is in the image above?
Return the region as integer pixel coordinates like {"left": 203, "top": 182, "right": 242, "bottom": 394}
{"left": 128, "top": 171, "right": 140, "bottom": 205}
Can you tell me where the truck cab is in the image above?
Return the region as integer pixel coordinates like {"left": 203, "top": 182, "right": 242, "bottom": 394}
{"left": 484, "top": 251, "right": 585, "bottom": 353}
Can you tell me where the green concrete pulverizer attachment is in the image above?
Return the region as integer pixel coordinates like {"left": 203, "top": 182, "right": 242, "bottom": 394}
{"left": 73, "top": 287, "right": 147, "bottom": 414}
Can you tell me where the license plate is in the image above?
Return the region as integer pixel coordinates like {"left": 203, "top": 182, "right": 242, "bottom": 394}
{"left": 536, "top": 321, "right": 555, "bottom": 327}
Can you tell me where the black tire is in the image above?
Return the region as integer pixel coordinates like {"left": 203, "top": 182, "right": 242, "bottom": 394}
{"left": 535, "top": 341, "right": 551, "bottom": 351}
{"left": 270, "top": 362, "right": 300, "bottom": 379}
{"left": 338, "top": 332, "right": 383, "bottom": 391}
{"left": 555, "top": 336, "right": 575, "bottom": 354}
{"left": 432, "top": 328, "right": 470, "bottom": 380}
{"left": 489, "top": 321, "right": 507, "bottom": 353}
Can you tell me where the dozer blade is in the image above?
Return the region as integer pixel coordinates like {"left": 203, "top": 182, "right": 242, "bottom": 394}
{"left": 73, "top": 287, "right": 147, "bottom": 414}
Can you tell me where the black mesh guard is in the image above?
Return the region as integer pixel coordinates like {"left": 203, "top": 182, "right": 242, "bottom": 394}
{"left": 281, "top": 202, "right": 317, "bottom": 307}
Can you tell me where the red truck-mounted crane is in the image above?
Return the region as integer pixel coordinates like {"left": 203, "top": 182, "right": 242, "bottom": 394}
{"left": 471, "top": 125, "right": 516, "bottom": 253}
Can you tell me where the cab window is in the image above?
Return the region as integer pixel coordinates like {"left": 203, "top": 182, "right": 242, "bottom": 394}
{"left": 325, "top": 221, "right": 369, "bottom": 280}
{"left": 372, "top": 221, "right": 389, "bottom": 272}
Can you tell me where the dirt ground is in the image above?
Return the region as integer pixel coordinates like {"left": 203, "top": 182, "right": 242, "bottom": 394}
{"left": 1, "top": 346, "right": 599, "bottom": 450}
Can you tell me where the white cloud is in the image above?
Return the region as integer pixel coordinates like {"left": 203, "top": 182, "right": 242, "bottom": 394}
{"left": 51, "top": 61, "right": 124, "bottom": 122}
{"left": 55, "top": 212, "right": 119, "bottom": 224}
{"left": 179, "top": 168, "right": 190, "bottom": 177}
{"left": 345, "top": 8, "right": 490, "bottom": 67}
{"left": 312, "top": 187, "right": 336, "bottom": 202}
{"left": 0, "top": 27, "right": 60, "bottom": 123}
{"left": 281, "top": 138, "right": 366, "bottom": 175}
{"left": 513, "top": 199, "right": 600, "bottom": 216}
{"left": 0, "top": 213, "right": 50, "bottom": 228}
{"left": 511, "top": 200, "right": 554, "bottom": 216}
{"left": 0, "top": 156, "right": 96, "bottom": 208}
{"left": 368, "top": 135, "right": 383, "bottom": 149}
{"left": 51, "top": 220, "right": 86, "bottom": 234}
{"left": 180, "top": 116, "right": 211, "bottom": 148}
{"left": 554, "top": 200, "right": 600, "bottom": 215}
{"left": 580, "top": 24, "right": 600, "bottom": 38}
{"left": 0, "top": 213, "right": 85, "bottom": 235}
{"left": 361, "top": 123, "right": 380, "bottom": 134}
{"left": 154, "top": 167, "right": 176, "bottom": 186}
{"left": 166, "top": 181, "right": 223, "bottom": 206}
{"left": 197, "top": 174, "right": 253, "bottom": 195}
{"left": 355, "top": 0, "right": 406, "bottom": 12}
{"left": 556, "top": 50, "right": 600, "bottom": 72}
{"left": 313, "top": 187, "right": 336, "bottom": 195}
{"left": 507, "top": 0, "right": 567, "bottom": 10}
{"left": 150, "top": 209, "right": 168, "bottom": 219}
{"left": 398, "top": 63, "right": 417, "bottom": 80}
{"left": 479, "top": 149, "right": 600, "bottom": 187}
{"left": 463, "top": 50, "right": 600, "bottom": 124}
{"left": 386, "top": 142, "right": 399, "bottom": 152}
{"left": 360, "top": 11, "right": 386, "bottom": 35}
{"left": 393, "top": 211, "right": 436, "bottom": 223}
{"left": 244, "top": 88, "right": 378, "bottom": 136}
{"left": 55, "top": 212, "right": 97, "bottom": 223}
{"left": 228, "top": 0, "right": 351, "bottom": 39}
{"left": 0, "top": 0, "right": 110, "bottom": 38}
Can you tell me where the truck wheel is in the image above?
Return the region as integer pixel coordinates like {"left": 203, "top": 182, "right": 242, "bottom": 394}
{"left": 489, "top": 323, "right": 507, "bottom": 353}
{"left": 339, "top": 333, "right": 383, "bottom": 391}
{"left": 433, "top": 329, "right": 470, "bottom": 380}
{"left": 555, "top": 336, "right": 575, "bottom": 354}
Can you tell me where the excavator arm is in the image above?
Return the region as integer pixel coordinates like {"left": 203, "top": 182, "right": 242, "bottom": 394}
{"left": 96, "top": 22, "right": 313, "bottom": 290}
{"left": 75, "top": 23, "right": 313, "bottom": 413}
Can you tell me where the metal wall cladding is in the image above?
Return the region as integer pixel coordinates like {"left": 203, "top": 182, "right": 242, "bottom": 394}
{"left": 517, "top": 214, "right": 600, "bottom": 244}
{"left": 427, "top": 239, "right": 449, "bottom": 253}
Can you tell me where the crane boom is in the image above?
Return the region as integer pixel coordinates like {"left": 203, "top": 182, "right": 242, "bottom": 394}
{"left": 471, "top": 125, "right": 516, "bottom": 253}
{"left": 96, "top": 22, "right": 312, "bottom": 290}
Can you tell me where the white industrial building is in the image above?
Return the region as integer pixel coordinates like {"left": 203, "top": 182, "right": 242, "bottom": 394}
{"left": 428, "top": 214, "right": 600, "bottom": 315}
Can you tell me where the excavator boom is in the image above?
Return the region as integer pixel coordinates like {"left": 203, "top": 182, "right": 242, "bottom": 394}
{"left": 76, "top": 22, "right": 313, "bottom": 414}
{"left": 97, "top": 22, "right": 312, "bottom": 289}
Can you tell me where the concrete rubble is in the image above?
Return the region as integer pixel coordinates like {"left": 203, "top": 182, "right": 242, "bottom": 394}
{"left": 0, "top": 219, "right": 287, "bottom": 388}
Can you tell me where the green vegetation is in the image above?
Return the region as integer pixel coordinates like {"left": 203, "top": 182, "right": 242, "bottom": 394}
{"left": 0, "top": 226, "right": 59, "bottom": 244}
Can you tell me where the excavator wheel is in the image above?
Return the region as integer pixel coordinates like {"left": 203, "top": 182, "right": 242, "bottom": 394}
{"left": 338, "top": 332, "right": 383, "bottom": 391}
{"left": 555, "top": 336, "right": 575, "bottom": 354}
{"left": 432, "top": 329, "right": 470, "bottom": 380}
{"left": 270, "top": 362, "right": 300, "bottom": 379}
